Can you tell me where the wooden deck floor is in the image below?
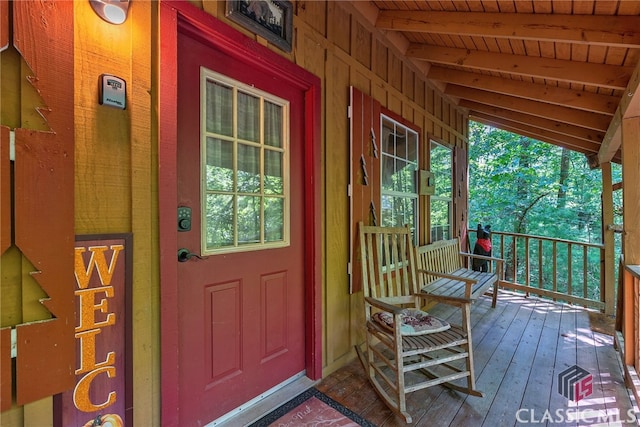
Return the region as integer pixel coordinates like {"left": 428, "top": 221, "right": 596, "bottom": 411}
{"left": 316, "top": 292, "right": 638, "bottom": 426}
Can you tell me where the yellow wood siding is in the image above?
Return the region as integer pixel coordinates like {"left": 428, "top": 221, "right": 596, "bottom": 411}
{"left": 288, "top": 2, "right": 469, "bottom": 374}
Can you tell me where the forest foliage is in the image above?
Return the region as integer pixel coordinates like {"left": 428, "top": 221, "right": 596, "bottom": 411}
{"left": 467, "top": 121, "right": 622, "bottom": 303}
{"left": 468, "top": 121, "right": 622, "bottom": 243}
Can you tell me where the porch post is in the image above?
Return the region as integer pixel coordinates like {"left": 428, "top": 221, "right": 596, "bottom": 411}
{"left": 601, "top": 162, "right": 615, "bottom": 315}
{"left": 621, "top": 116, "right": 640, "bottom": 374}
{"left": 622, "top": 116, "right": 640, "bottom": 264}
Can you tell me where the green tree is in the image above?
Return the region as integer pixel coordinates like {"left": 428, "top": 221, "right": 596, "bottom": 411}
{"left": 468, "top": 122, "right": 610, "bottom": 298}
{"left": 468, "top": 121, "right": 603, "bottom": 243}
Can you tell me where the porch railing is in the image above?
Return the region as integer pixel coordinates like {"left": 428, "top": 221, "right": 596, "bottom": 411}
{"left": 468, "top": 229, "right": 605, "bottom": 311}
{"left": 617, "top": 262, "right": 640, "bottom": 405}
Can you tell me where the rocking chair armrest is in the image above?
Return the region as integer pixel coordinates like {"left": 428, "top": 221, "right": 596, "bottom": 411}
{"left": 364, "top": 296, "right": 404, "bottom": 315}
{"left": 417, "top": 269, "right": 477, "bottom": 285}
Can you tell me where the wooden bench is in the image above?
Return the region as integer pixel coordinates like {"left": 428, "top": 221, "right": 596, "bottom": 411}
{"left": 416, "top": 238, "right": 505, "bottom": 308}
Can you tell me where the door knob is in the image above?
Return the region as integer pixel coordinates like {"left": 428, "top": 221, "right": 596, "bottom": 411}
{"left": 177, "top": 248, "right": 205, "bottom": 262}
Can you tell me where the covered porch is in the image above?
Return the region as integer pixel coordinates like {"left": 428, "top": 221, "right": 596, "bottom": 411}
{"left": 228, "top": 290, "right": 636, "bottom": 426}
{"left": 319, "top": 291, "right": 635, "bottom": 426}
{"left": 3, "top": 1, "right": 640, "bottom": 426}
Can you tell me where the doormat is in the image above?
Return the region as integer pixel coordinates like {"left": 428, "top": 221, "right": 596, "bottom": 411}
{"left": 248, "top": 387, "right": 377, "bottom": 426}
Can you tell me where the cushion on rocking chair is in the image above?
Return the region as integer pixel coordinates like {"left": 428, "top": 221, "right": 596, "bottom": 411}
{"left": 372, "top": 309, "right": 450, "bottom": 336}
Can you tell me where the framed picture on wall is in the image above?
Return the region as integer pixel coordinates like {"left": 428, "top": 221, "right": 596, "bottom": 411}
{"left": 226, "top": 0, "right": 293, "bottom": 53}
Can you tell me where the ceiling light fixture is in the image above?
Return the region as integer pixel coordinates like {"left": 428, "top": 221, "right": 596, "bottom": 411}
{"left": 90, "top": 0, "right": 130, "bottom": 25}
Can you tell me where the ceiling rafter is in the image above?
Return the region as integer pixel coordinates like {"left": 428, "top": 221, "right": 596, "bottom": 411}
{"left": 471, "top": 114, "right": 604, "bottom": 158}
{"left": 446, "top": 85, "right": 611, "bottom": 131}
{"left": 460, "top": 100, "right": 606, "bottom": 143}
{"left": 376, "top": 11, "right": 640, "bottom": 48}
{"left": 406, "top": 44, "right": 633, "bottom": 90}
{"left": 428, "top": 66, "right": 618, "bottom": 116}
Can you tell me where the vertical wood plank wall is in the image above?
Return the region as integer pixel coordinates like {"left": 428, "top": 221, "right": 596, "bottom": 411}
{"left": 291, "top": 2, "right": 469, "bottom": 374}
{"left": 73, "top": 1, "right": 159, "bottom": 426}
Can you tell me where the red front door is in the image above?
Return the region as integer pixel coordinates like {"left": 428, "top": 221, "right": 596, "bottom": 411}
{"left": 175, "top": 30, "right": 306, "bottom": 426}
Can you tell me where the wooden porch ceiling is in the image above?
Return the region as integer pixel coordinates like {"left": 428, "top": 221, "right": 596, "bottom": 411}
{"left": 353, "top": 0, "right": 640, "bottom": 167}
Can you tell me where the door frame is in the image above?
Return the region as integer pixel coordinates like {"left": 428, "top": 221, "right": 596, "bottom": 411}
{"left": 158, "top": 2, "right": 322, "bottom": 426}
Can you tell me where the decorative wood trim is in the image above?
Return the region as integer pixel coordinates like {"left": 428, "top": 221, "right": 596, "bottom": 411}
{"left": 0, "top": 327, "right": 11, "bottom": 411}
{"left": 0, "top": 126, "right": 10, "bottom": 255}
{"left": 0, "top": 0, "right": 7, "bottom": 52}
{"left": 158, "top": 3, "right": 180, "bottom": 425}
{"left": 13, "top": 0, "right": 75, "bottom": 405}
{"left": 349, "top": 87, "right": 381, "bottom": 294}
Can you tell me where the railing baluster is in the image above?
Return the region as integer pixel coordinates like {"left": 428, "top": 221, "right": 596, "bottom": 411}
{"left": 600, "top": 247, "right": 605, "bottom": 306}
{"left": 583, "top": 245, "right": 588, "bottom": 307}
{"left": 553, "top": 241, "right": 558, "bottom": 301}
{"left": 568, "top": 243, "right": 573, "bottom": 302}
{"left": 499, "top": 234, "right": 506, "bottom": 280}
{"left": 538, "top": 239, "right": 543, "bottom": 290}
{"left": 512, "top": 234, "right": 518, "bottom": 284}
{"left": 525, "top": 236, "right": 530, "bottom": 291}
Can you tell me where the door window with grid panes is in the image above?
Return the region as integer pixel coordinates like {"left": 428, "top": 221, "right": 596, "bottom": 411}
{"left": 201, "top": 68, "right": 290, "bottom": 254}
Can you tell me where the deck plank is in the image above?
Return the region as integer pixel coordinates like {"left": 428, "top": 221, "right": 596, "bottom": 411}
{"left": 447, "top": 295, "right": 535, "bottom": 426}
{"left": 517, "top": 297, "right": 562, "bottom": 426}
{"left": 315, "top": 292, "right": 634, "bottom": 427}
{"left": 547, "top": 305, "right": 580, "bottom": 426}
{"left": 481, "top": 297, "right": 548, "bottom": 426}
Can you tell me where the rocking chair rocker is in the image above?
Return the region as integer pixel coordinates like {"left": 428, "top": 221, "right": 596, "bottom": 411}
{"left": 355, "top": 222, "right": 483, "bottom": 423}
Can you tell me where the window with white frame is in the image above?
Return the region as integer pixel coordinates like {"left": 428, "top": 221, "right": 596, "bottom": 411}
{"left": 201, "top": 68, "right": 290, "bottom": 254}
{"left": 380, "top": 115, "right": 419, "bottom": 237}
{"left": 429, "top": 140, "right": 453, "bottom": 242}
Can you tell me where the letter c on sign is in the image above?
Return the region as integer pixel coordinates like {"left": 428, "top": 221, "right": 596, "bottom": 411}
{"left": 73, "top": 366, "right": 117, "bottom": 412}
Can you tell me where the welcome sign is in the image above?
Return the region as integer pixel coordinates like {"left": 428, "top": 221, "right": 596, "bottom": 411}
{"left": 55, "top": 234, "right": 132, "bottom": 427}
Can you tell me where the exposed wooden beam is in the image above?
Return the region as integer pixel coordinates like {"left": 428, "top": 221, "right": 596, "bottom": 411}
{"left": 428, "top": 66, "right": 618, "bottom": 116}
{"left": 471, "top": 114, "right": 600, "bottom": 156}
{"left": 407, "top": 44, "right": 632, "bottom": 90}
{"left": 599, "top": 112, "right": 622, "bottom": 165}
{"left": 446, "top": 85, "right": 611, "bottom": 131}
{"left": 377, "top": 11, "right": 640, "bottom": 48}
{"left": 461, "top": 100, "right": 605, "bottom": 143}
{"left": 599, "top": 59, "right": 640, "bottom": 164}
{"left": 621, "top": 60, "right": 640, "bottom": 120}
